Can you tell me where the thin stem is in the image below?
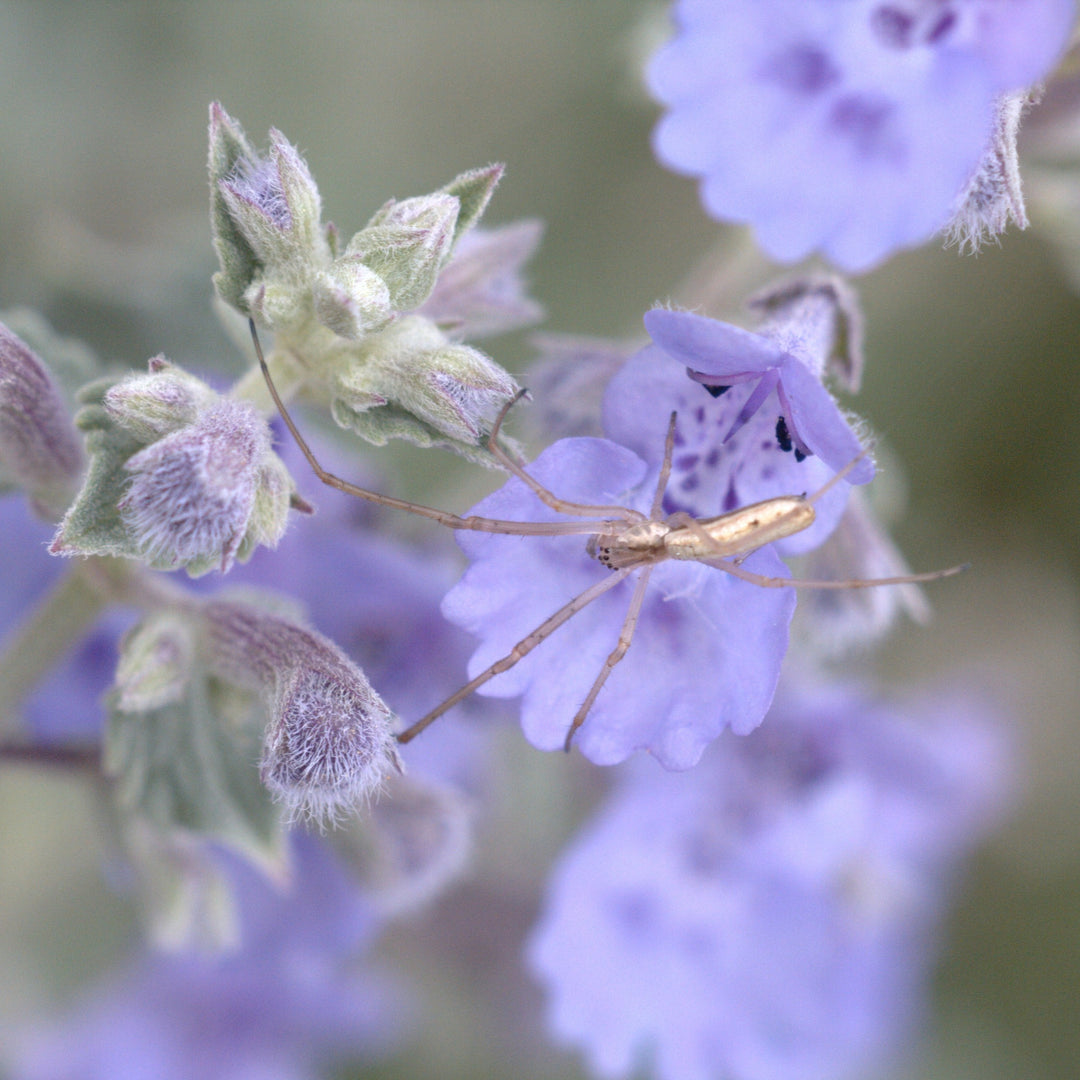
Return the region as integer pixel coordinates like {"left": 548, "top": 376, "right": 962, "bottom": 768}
{"left": 0, "top": 741, "right": 100, "bottom": 770}
{"left": 0, "top": 563, "right": 109, "bottom": 738}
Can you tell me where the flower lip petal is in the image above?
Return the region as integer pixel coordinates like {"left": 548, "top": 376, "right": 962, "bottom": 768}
{"left": 778, "top": 356, "right": 873, "bottom": 484}
{"left": 644, "top": 309, "right": 787, "bottom": 377}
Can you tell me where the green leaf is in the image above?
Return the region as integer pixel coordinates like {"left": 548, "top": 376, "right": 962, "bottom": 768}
{"left": 49, "top": 377, "right": 149, "bottom": 560}
{"left": 105, "top": 613, "right": 286, "bottom": 883}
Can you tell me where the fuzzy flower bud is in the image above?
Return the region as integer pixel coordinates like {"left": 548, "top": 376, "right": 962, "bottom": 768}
{"left": 329, "top": 315, "right": 521, "bottom": 450}
{"left": 118, "top": 399, "right": 273, "bottom": 573}
{"left": 202, "top": 599, "right": 402, "bottom": 824}
{"left": 0, "top": 320, "right": 83, "bottom": 514}
{"left": 209, "top": 102, "right": 329, "bottom": 318}
{"left": 51, "top": 359, "right": 308, "bottom": 576}
{"left": 346, "top": 191, "right": 460, "bottom": 313}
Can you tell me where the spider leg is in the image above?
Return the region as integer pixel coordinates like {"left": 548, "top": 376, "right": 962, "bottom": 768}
{"left": 562, "top": 565, "right": 654, "bottom": 752}
{"left": 252, "top": 319, "right": 619, "bottom": 539}
{"left": 484, "top": 389, "right": 647, "bottom": 523}
{"left": 396, "top": 566, "right": 634, "bottom": 744}
{"left": 708, "top": 557, "right": 969, "bottom": 590}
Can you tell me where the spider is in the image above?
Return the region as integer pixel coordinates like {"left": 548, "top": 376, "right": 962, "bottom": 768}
{"left": 250, "top": 320, "right": 964, "bottom": 752}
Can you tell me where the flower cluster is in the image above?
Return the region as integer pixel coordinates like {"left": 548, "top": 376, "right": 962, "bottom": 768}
{"left": 210, "top": 103, "right": 540, "bottom": 460}
{"left": 3, "top": 10, "right": 1064, "bottom": 1074}
{"left": 50, "top": 357, "right": 308, "bottom": 575}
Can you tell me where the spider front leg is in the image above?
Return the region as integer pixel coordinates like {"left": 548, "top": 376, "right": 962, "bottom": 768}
{"left": 250, "top": 319, "right": 626, "bottom": 540}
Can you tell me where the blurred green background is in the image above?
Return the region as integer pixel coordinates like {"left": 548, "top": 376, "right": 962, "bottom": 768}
{"left": 1, "top": 3, "right": 1078, "bottom": 1078}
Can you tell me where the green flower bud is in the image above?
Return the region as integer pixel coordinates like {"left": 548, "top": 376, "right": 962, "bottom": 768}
{"left": 103, "top": 356, "right": 217, "bottom": 441}
{"left": 311, "top": 259, "right": 394, "bottom": 339}
{"left": 349, "top": 192, "right": 459, "bottom": 311}
{"left": 330, "top": 315, "right": 520, "bottom": 446}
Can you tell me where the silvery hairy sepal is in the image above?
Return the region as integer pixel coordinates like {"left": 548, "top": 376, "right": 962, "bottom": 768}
{"left": 0, "top": 320, "right": 83, "bottom": 516}
{"left": 201, "top": 598, "right": 403, "bottom": 825}
{"left": 946, "top": 89, "right": 1034, "bottom": 253}
{"left": 50, "top": 358, "right": 310, "bottom": 576}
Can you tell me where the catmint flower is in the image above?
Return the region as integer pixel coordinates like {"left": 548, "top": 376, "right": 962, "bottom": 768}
{"left": 441, "top": 339, "right": 868, "bottom": 767}
{"left": 643, "top": 302, "right": 873, "bottom": 485}
{"left": 11, "top": 835, "right": 403, "bottom": 1080}
{"left": 418, "top": 220, "right": 546, "bottom": 339}
{"left": 528, "top": 680, "right": 1011, "bottom": 1080}
{"left": 648, "top": 0, "right": 1075, "bottom": 270}
{"left": 50, "top": 359, "right": 308, "bottom": 576}
{"left": 201, "top": 598, "right": 402, "bottom": 824}
{"left": 0, "top": 321, "right": 84, "bottom": 515}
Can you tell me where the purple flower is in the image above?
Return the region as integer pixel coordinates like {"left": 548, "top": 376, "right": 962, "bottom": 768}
{"left": 440, "top": 339, "right": 871, "bottom": 767}
{"left": 11, "top": 835, "right": 403, "bottom": 1080}
{"left": 642, "top": 306, "right": 873, "bottom": 487}
{"left": 528, "top": 679, "right": 1010, "bottom": 1080}
{"left": 648, "top": 0, "right": 1074, "bottom": 270}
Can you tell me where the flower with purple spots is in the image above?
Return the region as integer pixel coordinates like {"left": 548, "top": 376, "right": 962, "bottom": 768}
{"left": 439, "top": 330, "right": 871, "bottom": 767}
{"left": 528, "top": 679, "right": 1011, "bottom": 1080}
{"left": 648, "top": 0, "right": 1075, "bottom": 270}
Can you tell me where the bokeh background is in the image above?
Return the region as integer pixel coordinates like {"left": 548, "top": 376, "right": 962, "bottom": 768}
{"left": 0, "top": 3, "right": 1078, "bottom": 1078}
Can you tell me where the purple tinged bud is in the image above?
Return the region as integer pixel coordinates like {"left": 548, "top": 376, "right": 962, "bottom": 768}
{"left": 335, "top": 315, "right": 521, "bottom": 444}
{"left": 351, "top": 192, "right": 460, "bottom": 312}
{"left": 118, "top": 400, "right": 271, "bottom": 573}
{"left": 103, "top": 359, "right": 215, "bottom": 440}
{"left": 202, "top": 599, "right": 402, "bottom": 825}
{"left": 0, "top": 321, "right": 83, "bottom": 513}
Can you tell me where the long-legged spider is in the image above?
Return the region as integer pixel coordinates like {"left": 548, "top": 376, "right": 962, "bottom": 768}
{"left": 251, "top": 320, "right": 964, "bottom": 752}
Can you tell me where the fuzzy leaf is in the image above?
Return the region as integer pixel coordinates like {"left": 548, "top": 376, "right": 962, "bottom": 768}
{"left": 49, "top": 378, "right": 150, "bottom": 560}
{"left": 105, "top": 618, "right": 285, "bottom": 881}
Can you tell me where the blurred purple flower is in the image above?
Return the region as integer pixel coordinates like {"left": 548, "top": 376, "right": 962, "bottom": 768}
{"left": 12, "top": 835, "right": 403, "bottom": 1080}
{"left": 648, "top": 0, "right": 1074, "bottom": 270}
{"left": 528, "top": 679, "right": 1011, "bottom": 1080}
{"left": 441, "top": 341, "right": 869, "bottom": 767}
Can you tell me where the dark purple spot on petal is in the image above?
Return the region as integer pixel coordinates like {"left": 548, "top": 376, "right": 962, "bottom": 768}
{"left": 870, "top": 7, "right": 916, "bottom": 48}
{"left": 761, "top": 43, "right": 842, "bottom": 97}
{"left": 776, "top": 415, "right": 793, "bottom": 453}
{"left": 829, "top": 94, "right": 903, "bottom": 163}
{"left": 695, "top": 406, "right": 706, "bottom": 424}
{"left": 680, "top": 474, "right": 700, "bottom": 492}
{"left": 926, "top": 10, "right": 957, "bottom": 44}
{"left": 675, "top": 454, "right": 700, "bottom": 470}
{"left": 704, "top": 448, "right": 720, "bottom": 468}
